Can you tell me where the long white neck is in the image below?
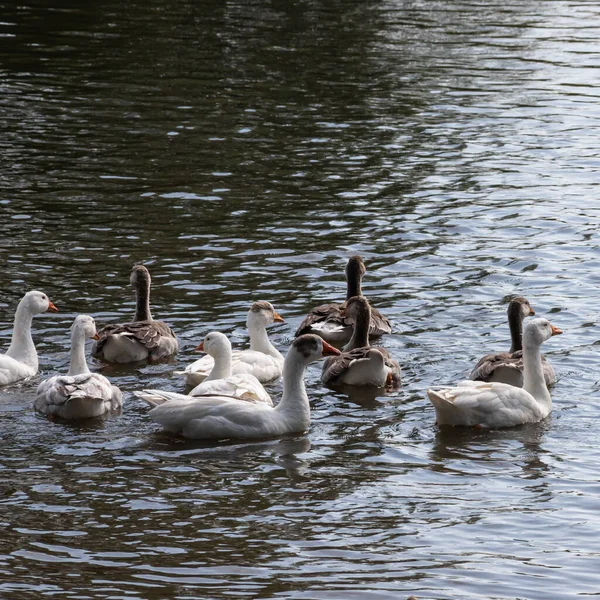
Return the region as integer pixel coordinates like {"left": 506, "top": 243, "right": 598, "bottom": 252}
{"left": 274, "top": 352, "right": 310, "bottom": 430}
{"left": 522, "top": 340, "right": 551, "bottom": 408}
{"left": 5, "top": 300, "right": 38, "bottom": 369}
{"left": 68, "top": 327, "right": 91, "bottom": 376}
{"left": 204, "top": 347, "right": 232, "bottom": 382}
{"left": 248, "top": 320, "right": 280, "bottom": 358}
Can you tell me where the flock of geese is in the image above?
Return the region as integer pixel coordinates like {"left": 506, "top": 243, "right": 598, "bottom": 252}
{"left": 0, "top": 257, "right": 562, "bottom": 440}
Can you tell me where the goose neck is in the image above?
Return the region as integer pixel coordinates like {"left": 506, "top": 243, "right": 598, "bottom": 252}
{"left": 344, "top": 307, "right": 370, "bottom": 351}
{"left": 68, "top": 328, "right": 91, "bottom": 376}
{"left": 133, "top": 281, "right": 152, "bottom": 322}
{"left": 204, "top": 349, "right": 232, "bottom": 382}
{"left": 275, "top": 353, "right": 310, "bottom": 429}
{"left": 522, "top": 340, "right": 551, "bottom": 407}
{"left": 508, "top": 310, "right": 524, "bottom": 353}
{"left": 5, "top": 299, "right": 38, "bottom": 369}
{"left": 346, "top": 275, "right": 363, "bottom": 300}
{"left": 248, "top": 321, "right": 278, "bottom": 357}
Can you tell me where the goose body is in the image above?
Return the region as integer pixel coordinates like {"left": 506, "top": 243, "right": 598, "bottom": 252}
{"left": 428, "top": 319, "right": 562, "bottom": 428}
{"left": 322, "top": 296, "right": 400, "bottom": 388}
{"left": 469, "top": 297, "right": 555, "bottom": 387}
{"left": 136, "top": 335, "right": 340, "bottom": 440}
{"left": 0, "top": 291, "right": 58, "bottom": 386}
{"left": 296, "top": 256, "right": 391, "bottom": 345}
{"left": 92, "top": 265, "right": 178, "bottom": 363}
{"left": 35, "top": 315, "right": 122, "bottom": 419}
{"left": 175, "top": 301, "right": 284, "bottom": 386}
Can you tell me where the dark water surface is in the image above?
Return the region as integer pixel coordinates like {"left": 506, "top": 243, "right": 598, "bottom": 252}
{"left": 1, "top": 1, "right": 600, "bottom": 598}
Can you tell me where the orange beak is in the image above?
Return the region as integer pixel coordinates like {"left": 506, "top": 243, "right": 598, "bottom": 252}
{"left": 529, "top": 308, "right": 535, "bottom": 316}
{"left": 321, "top": 340, "right": 341, "bottom": 356}
{"left": 550, "top": 325, "right": 563, "bottom": 336}
{"left": 194, "top": 341, "right": 205, "bottom": 353}
{"left": 92, "top": 333, "right": 100, "bottom": 340}
{"left": 47, "top": 301, "right": 58, "bottom": 313}
{"left": 273, "top": 311, "right": 285, "bottom": 323}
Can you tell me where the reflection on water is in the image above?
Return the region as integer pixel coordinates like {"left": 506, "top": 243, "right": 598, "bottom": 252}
{"left": 1, "top": 0, "right": 600, "bottom": 598}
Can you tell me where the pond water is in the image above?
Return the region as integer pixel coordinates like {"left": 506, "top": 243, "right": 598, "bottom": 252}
{"left": 1, "top": 1, "right": 600, "bottom": 598}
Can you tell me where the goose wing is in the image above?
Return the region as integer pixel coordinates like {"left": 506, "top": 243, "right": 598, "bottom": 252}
{"left": 94, "top": 320, "right": 176, "bottom": 353}
{"left": 469, "top": 351, "right": 523, "bottom": 382}
{"left": 368, "top": 307, "right": 392, "bottom": 338}
{"left": 295, "top": 302, "right": 342, "bottom": 336}
{"left": 190, "top": 374, "right": 272, "bottom": 405}
{"left": 35, "top": 373, "right": 122, "bottom": 417}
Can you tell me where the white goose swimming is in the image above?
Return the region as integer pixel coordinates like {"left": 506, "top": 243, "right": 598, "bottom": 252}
{"left": 135, "top": 334, "right": 340, "bottom": 440}
{"left": 143, "top": 332, "right": 272, "bottom": 406}
{"left": 92, "top": 265, "right": 178, "bottom": 363}
{"left": 35, "top": 315, "right": 123, "bottom": 419}
{"left": 427, "top": 318, "right": 562, "bottom": 428}
{"left": 0, "top": 290, "right": 58, "bottom": 386}
{"left": 469, "top": 296, "right": 555, "bottom": 387}
{"left": 175, "top": 301, "right": 284, "bottom": 386}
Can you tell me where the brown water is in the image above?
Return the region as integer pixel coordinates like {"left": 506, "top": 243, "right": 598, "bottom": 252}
{"left": 1, "top": 1, "right": 600, "bottom": 598}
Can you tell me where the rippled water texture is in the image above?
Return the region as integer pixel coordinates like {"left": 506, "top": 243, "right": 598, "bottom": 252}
{"left": 1, "top": 1, "right": 600, "bottom": 598}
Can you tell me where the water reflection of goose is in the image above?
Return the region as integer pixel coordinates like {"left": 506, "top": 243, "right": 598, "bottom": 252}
{"left": 92, "top": 265, "right": 178, "bottom": 363}
{"left": 0, "top": 291, "right": 58, "bottom": 385}
{"left": 469, "top": 296, "right": 555, "bottom": 387}
{"left": 428, "top": 319, "right": 562, "bottom": 428}
{"left": 135, "top": 335, "right": 340, "bottom": 440}
{"left": 295, "top": 255, "right": 391, "bottom": 345}
{"left": 175, "top": 301, "right": 285, "bottom": 386}
{"left": 35, "top": 315, "right": 122, "bottom": 419}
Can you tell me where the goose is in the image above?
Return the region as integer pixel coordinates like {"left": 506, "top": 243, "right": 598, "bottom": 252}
{"left": 175, "top": 301, "right": 284, "bottom": 386}
{"left": 187, "top": 331, "right": 272, "bottom": 404}
{"left": 295, "top": 255, "right": 391, "bottom": 345}
{"left": 427, "top": 318, "right": 562, "bottom": 428}
{"left": 0, "top": 290, "right": 58, "bottom": 386}
{"left": 469, "top": 296, "right": 555, "bottom": 387}
{"left": 135, "top": 334, "right": 340, "bottom": 440}
{"left": 321, "top": 296, "right": 401, "bottom": 388}
{"left": 92, "top": 265, "right": 178, "bottom": 363}
{"left": 35, "top": 315, "right": 122, "bottom": 419}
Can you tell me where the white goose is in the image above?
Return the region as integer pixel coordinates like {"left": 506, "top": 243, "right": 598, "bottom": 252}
{"left": 427, "top": 318, "right": 562, "bottom": 428}
{"left": 35, "top": 315, "right": 122, "bottom": 419}
{"left": 175, "top": 301, "right": 284, "bottom": 386}
{"left": 92, "top": 265, "right": 178, "bottom": 363}
{"left": 135, "top": 334, "right": 340, "bottom": 440}
{"left": 0, "top": 291, "right": 58, "bottom": 386}
{"left": 143, "top": 332, "right": 272, "bottom": 406}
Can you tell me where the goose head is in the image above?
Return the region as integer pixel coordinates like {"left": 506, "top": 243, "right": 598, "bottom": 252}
{"left": 246, "top": 301, "right": 284, "bottom": 329}
{"left": 22, "top": 290, "right": 58, "bottom": 315}
{"left": 290, "top": 334, "right": 341, "bottom": 364}
{"left": 71, "top": 314, "right": 100, "bottom": 340}
{"left": 523, "top": 318, "right": 562, "bottom": 348}
{"left": 340, "top": 295, "right": 371, "bottom": 322}
{"left": 130, "top": 264, "right": 151, "bottom": 290}
{"left": 194, "top": 331, "right": 231, "bottom": 358}
{"left": 345, "top": 256, "right": 366, "bottom": 280}
{"left": 508, "top": 296, "right": 535, "bottom": 320}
